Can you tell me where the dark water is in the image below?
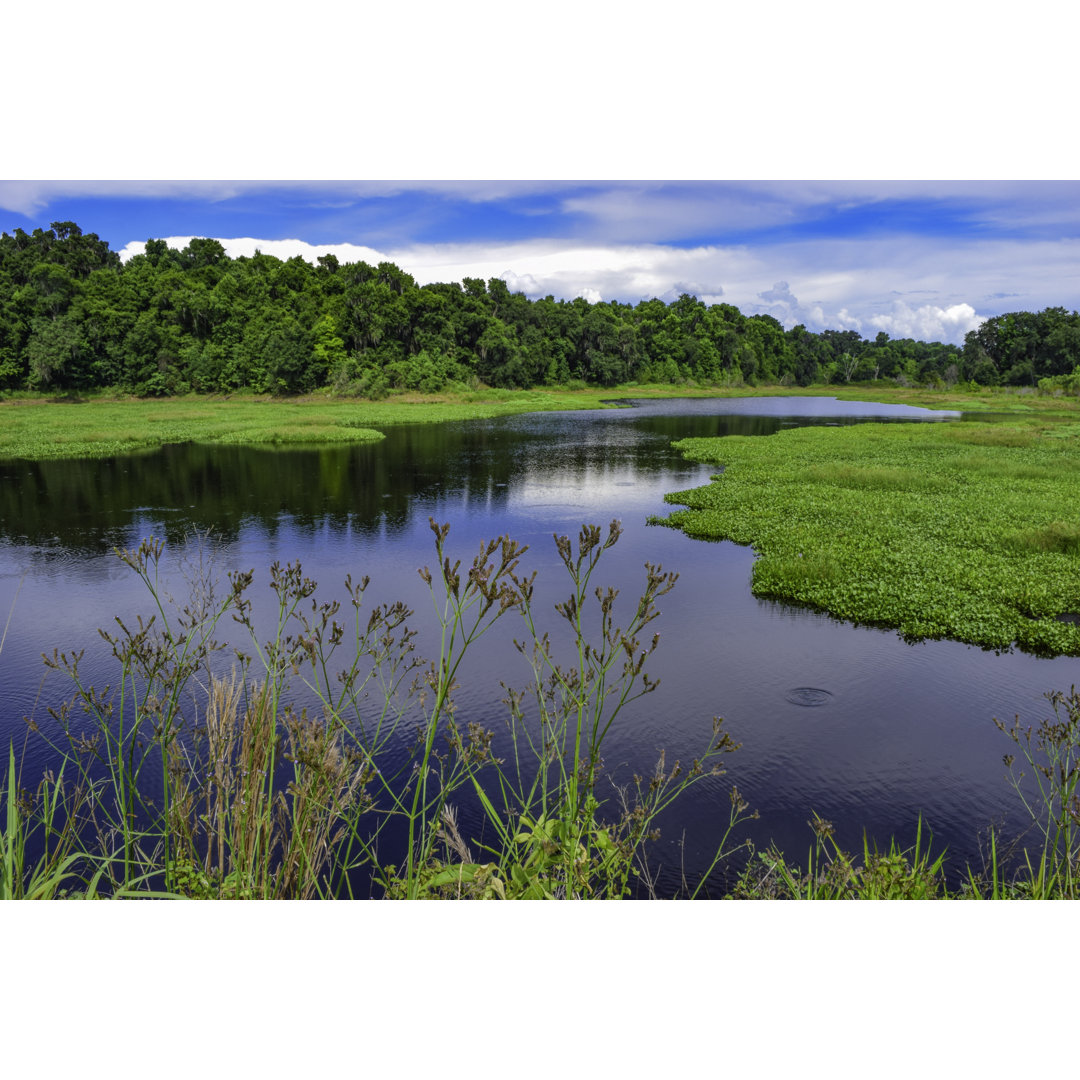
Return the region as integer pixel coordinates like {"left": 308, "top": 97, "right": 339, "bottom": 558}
{"left": 2, "top": 396, "right": 1074, "bottom": 894}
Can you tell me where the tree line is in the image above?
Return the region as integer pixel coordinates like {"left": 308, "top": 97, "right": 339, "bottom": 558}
{"left": 1, "top": 221, "right": 1077, "bottom": 396}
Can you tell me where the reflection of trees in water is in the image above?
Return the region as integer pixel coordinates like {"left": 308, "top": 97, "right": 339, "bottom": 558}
{"left": 0, "top": 421, "right": 521, "bottom": 555}
{"left": 0, "top": 409, "right": 937, "bottom": 558}
{"left": 631, "top": 414, "right": 786, "bottom": 440}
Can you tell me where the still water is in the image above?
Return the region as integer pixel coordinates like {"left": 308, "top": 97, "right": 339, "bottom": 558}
{"left": 2, "top": 396, "right": 1074, "bottom": 894}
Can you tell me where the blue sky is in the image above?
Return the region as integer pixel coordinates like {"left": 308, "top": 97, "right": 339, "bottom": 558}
{"left": 3, "top": 180, "right": 1078, "bottom": 345}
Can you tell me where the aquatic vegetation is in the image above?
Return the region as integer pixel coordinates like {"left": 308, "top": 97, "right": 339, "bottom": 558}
{"left": 0, "top": 398, "right": 384, "bottom": 459}
{"left": 3, "top": 383, "right": 1076, "bottom": 462}
{"left": 984, "top": 687, "right": 1080, "bottom": 898}
{"left": 659, "top": 416, "right": 1080, "bottom": 655}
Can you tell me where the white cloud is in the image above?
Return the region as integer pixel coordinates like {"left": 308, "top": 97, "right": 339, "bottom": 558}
{"left": 500, "top": 270, "right": 544, "bottom": 295}
{"left": 0, "top": 181, "right": 259, "bottom": 217}
{"left": 560, "top": 185, "right": 801, "bottom": 241}
{"left": 0, "top": 180, "right": 596, "bottom": 219}
{"left": 116, "top": 236, "right": 388, "bottom": 267}
{"left": 758, "top": 281, "right": 798, "bottom": 306}
{"left": 868, "top": 302, "right": 984, "bottom": 342}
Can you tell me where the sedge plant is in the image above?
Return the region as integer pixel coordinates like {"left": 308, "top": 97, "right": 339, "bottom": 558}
{"left": 971, "top": 688, "right": 1080, "bottom": 898}
{"left": 23, "top": 519, "right": 755, "bottom": 898}
{"left": 401, "top": 521, "right": 756, "bottom": 899}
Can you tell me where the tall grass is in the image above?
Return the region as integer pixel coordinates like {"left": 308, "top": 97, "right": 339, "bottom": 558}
{"left": 732, "top": 814, "right": 946, "bottom": 900}
{"left": 7, "top": 524, "right": 1080, "bottom": 898}
{"left": 9, "top": 521, "right": 752, "bottom": 899}
{"left": 977, "top": 687, "right": 1080, "bottom": 898}
{"left": 396, "top": 521, "right": 752, "bottom": 899}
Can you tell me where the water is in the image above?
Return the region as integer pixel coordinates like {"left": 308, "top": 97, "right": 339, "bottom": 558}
{"left": 2, "top": 396, "right": 1074, "bottom": 894}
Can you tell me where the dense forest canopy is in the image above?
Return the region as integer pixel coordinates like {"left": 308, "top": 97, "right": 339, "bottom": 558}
{"left": 1, "top": 221, "right": 1077, "bottom": 396}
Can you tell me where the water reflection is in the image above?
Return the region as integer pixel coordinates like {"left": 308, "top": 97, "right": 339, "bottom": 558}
{"left": 0, "top": 398, "right": 959, "bottom": 557}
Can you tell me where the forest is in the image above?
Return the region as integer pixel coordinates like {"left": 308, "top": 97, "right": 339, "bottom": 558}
{"left": 2, "top": 221, "right": 1079, "bottom": 397}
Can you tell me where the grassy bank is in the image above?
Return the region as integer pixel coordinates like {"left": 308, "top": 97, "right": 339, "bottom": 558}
{"left": 0, "top": 384, "right": 722, "bottom": 460}
{"left": 5, "top": 380, "right": 1074, "bottom": 461}
{"left": 660, "top": 411, "right": 1080, "bottom": 655}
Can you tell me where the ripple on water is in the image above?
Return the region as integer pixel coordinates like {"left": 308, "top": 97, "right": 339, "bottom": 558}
{"left": 785, "top": 687, "right": 834, "bottom": 707}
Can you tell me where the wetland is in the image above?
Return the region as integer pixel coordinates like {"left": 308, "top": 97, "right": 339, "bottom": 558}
{"left": 3, "top": 392, "right": 1078, "bottom": 896}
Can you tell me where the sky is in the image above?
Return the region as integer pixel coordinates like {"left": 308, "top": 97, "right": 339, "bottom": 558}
{"left": 3, "top": 179, "right": 1079, "bottom": 346}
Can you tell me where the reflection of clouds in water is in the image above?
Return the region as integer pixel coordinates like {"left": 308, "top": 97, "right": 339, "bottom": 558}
{"left": 512, "top": 460, "right": 704, "bottom": 518}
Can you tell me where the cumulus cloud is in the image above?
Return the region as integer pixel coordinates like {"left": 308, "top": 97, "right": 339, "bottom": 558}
{"left": 116, "top": 236, "right": 388, "bottom": 267}
{"left": 758, "top": 281, "right": 797, "bottom": 305}
{"left": 381, "top": 241, "right": 748, "bottom": 305}
{"left": 868, "top": 302, "right": 984, "bottom": 342}
{"left": 500, "top": 270, "right": 544, "bottom": 295}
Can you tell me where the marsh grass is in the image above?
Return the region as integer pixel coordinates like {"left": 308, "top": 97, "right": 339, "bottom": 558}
{"left": 953, "top": 453, "right": 1065, "bottom": 481}
{"left": 10, "top": 381, "right": 1073, "bottom": 463}
{"left": 980, "top": 687, "right": 1080, "bottom": 898}
{"left": 0, "top": 388, "right": 645, "bottom": 461}
{"left": 801, "top": 463, "right": 946, "bottom": 492}
{"left": 0, "top": 744, "right": 94, "bottom": 899}
{"left": 8, "top": 520, "right": 752, "bottom": 899}
{"left": 766, "top": 552, "right": 844, "bottom": 589}
{"left": 939, "top": 425, "right": 1039, "bottom": 448}
{"left": 161, "top": 673, "right": 374, "bottom": 898}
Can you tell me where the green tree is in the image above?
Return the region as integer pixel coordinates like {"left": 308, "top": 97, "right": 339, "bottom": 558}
{"left": 26, "top": 313, "right": 85, "bottom": 389}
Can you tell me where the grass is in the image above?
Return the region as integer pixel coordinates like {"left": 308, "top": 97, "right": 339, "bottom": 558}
{"left": 5, "top": 522, "right": 1080, "bottom": 898}
{"left": 0, "top": 384, "right": 736, "bottom": 461}
{"left": 6, "top": 522, "right": 751, "bottom": 899}
{"left": 658, "top": 413, "right": 1080, "bottom": 656}
{"left": 732, "top": 815, "right": 947, "bottom": 900}
{"left": 6, "top": 380, "right": 1076, "bottom": 462}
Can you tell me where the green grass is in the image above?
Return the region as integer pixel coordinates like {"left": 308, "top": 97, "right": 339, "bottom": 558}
{"left": 7, "top": 520, "right": 1080, "bottom": 898}
{"left": 659, "top": 414, "right": 1080, "bottom": 655}
{"left": 9, "top": 381, "right": 1075, "bottom": 462}
{"left": 6, "top": 522, "right": 748, "bottom": 899}
{"left": 0, "top": 384, "right": 772, "bottom": 461}
{"left": 0, "top": 389, "right": 612, "bottom": 460}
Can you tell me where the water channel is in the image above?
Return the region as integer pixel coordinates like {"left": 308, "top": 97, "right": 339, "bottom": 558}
{"left": 2, "top": 396, "right": 1075, "bottom": 895}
